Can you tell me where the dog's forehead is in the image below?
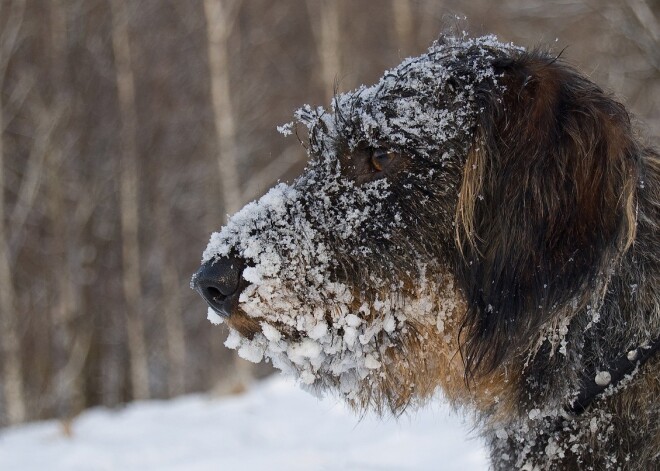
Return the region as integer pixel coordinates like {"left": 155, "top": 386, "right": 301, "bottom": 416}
{"left": 204, "top": 35, "right": 524, "bottom": 265}
{"left": 292, "top": 35, "right": 523, "bottom": 159}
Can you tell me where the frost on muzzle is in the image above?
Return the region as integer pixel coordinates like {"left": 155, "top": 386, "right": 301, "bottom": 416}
{"left": 192, "top": 35, "right": 516, "bottom": 403}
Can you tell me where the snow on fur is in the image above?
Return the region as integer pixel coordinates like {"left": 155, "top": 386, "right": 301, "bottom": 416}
{"left": 200, "top": 35, "right": 521, "bottom": 400}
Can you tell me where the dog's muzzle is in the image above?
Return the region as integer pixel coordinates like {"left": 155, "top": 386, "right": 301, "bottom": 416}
{"left": 192, "top": 255, "right": 247, "bottom": 318}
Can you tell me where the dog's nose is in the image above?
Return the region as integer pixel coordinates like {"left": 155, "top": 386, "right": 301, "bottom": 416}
{"left": 192, "top": 255, "right": 246, "bottom": 318}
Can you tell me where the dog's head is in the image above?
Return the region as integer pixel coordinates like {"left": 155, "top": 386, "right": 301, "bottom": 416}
{"left": 192, "top": 35, "right": 639, "bottom": 414}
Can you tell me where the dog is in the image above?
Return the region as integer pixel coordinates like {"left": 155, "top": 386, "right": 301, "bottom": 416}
{"left": 192, "top": 35, "right": 659, "bottom": 470}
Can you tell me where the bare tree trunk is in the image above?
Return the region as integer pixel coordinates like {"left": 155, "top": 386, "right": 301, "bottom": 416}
{"left": 47, "top": 0, "right": 89, "bottom": 419}
{"left": 162, "top": 259, "right": 186, "bottom": 397}
{"left": 392, "top": 0, "right": 414, "bottom": 52}
{"left": 306, "top": 0, "right": 341, "bottom": 101}
{"left": 0, "top": 97, "right": 25, "bottom": 426}
{"left": 203, "top": 0, "right": 242, "bottom": 217}
{"left": 155, "top": 195, "right": 186, "bottom": 397}
{"left": 109, "top": 0, "right": 150, "bottom": 401}
{"left": 203, "top": 0, "right": 256, "bottom": 392}
{"left": 0, "top": 0, "right": 27, "bottom": 426}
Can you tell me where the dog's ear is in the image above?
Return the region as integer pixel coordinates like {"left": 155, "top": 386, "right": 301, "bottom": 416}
{"left": 455, "top": 53, "right": 639, "bottom": 377}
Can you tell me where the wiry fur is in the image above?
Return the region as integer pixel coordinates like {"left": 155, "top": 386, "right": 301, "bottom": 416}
{"left": 455, "top": 49, "right": 660, "bottom": 471}
{"left": 196, "top": 37, "right": 660, "bottom": 470}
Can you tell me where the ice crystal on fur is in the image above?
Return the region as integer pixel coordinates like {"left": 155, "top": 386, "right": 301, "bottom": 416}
{"left": 201, "top": 36, "right": 515, "bottom": 400}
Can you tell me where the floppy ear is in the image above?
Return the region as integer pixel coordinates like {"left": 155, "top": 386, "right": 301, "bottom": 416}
{"left": 455, "top": 53, "right": 639, "bottom": 377}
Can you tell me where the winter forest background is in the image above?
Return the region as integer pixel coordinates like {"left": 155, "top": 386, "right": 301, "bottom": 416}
{"left": 0, "top": 0, "right": 658, "bottom": 427}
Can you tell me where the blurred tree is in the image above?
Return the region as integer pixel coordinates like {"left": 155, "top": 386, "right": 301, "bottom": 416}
{"left": 392, "top": 0, "right": 414, "bottom": 52}
{"left": 306, "top": 0, "right": 342, "bottom": 101}
{"left": 203, "top": 0, "right": 257, "bottom": 393}
{"left": 0, "top": 0, "right": 27, "bottom": 426}
{"left": 45, "top": 0, "right": 91, "bottom": 422}
{"left": 110, "top": 0, "right": 150, "bottom": 401}
{"left": 203, "top": 0, "right": 242, "bottom": 217}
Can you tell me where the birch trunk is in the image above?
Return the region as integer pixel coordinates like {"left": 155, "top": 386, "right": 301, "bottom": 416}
{"left": 0, "top": 0, "right": 27, "bottom": 426}
{"left": 155, "top": 196, "right": 186, "bottom": 397}
{"left": 306, "top": 0, "right": 341, "bottom": 102}
{"left": 0, "top": 88, "right": 25, "bottom": 426}
{"left": 392, "top": 0, "right": 414, "bottom": 51}
{"left": 109, "top": 0, "right": 150, "bottom": 401}
{"left": 203, "top": 0, "right": 242, "bottom": 217}
{"left": 47, "top": 0, "right": 89, "bottom": 418}
{"left": 203, "top": 0, "right": 255, "bottom": 391}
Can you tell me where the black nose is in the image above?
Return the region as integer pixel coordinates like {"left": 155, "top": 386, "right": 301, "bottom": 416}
{"left": 192, "top": 255, "right": 247, "bottom": 318}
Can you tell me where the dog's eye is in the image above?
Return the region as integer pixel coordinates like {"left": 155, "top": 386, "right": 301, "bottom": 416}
{"left": 370, "top": 148, "right": 397, "bottom": 172}
{"left": 446, "top": 77, "right": 459, "bottom": 93}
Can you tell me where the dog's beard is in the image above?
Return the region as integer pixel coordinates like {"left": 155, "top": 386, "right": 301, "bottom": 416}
{"left": 222, "top": 262, "right": 461, "bottom": 402}
{"left": 201, "top": 165, "right": 463, "bottom": 403}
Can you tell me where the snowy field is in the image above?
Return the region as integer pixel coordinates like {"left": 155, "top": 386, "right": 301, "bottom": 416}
{"left": 0, "top": 377, "right": 488, "bottom": 471}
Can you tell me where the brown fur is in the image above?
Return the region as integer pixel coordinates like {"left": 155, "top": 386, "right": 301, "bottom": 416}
{"left": 196, "top": 42, "right": 659, "bottom": 470}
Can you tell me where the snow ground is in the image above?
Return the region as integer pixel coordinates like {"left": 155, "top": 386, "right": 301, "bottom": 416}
{"left": 0, "top": 377, "right": 488, "bottom": 471}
